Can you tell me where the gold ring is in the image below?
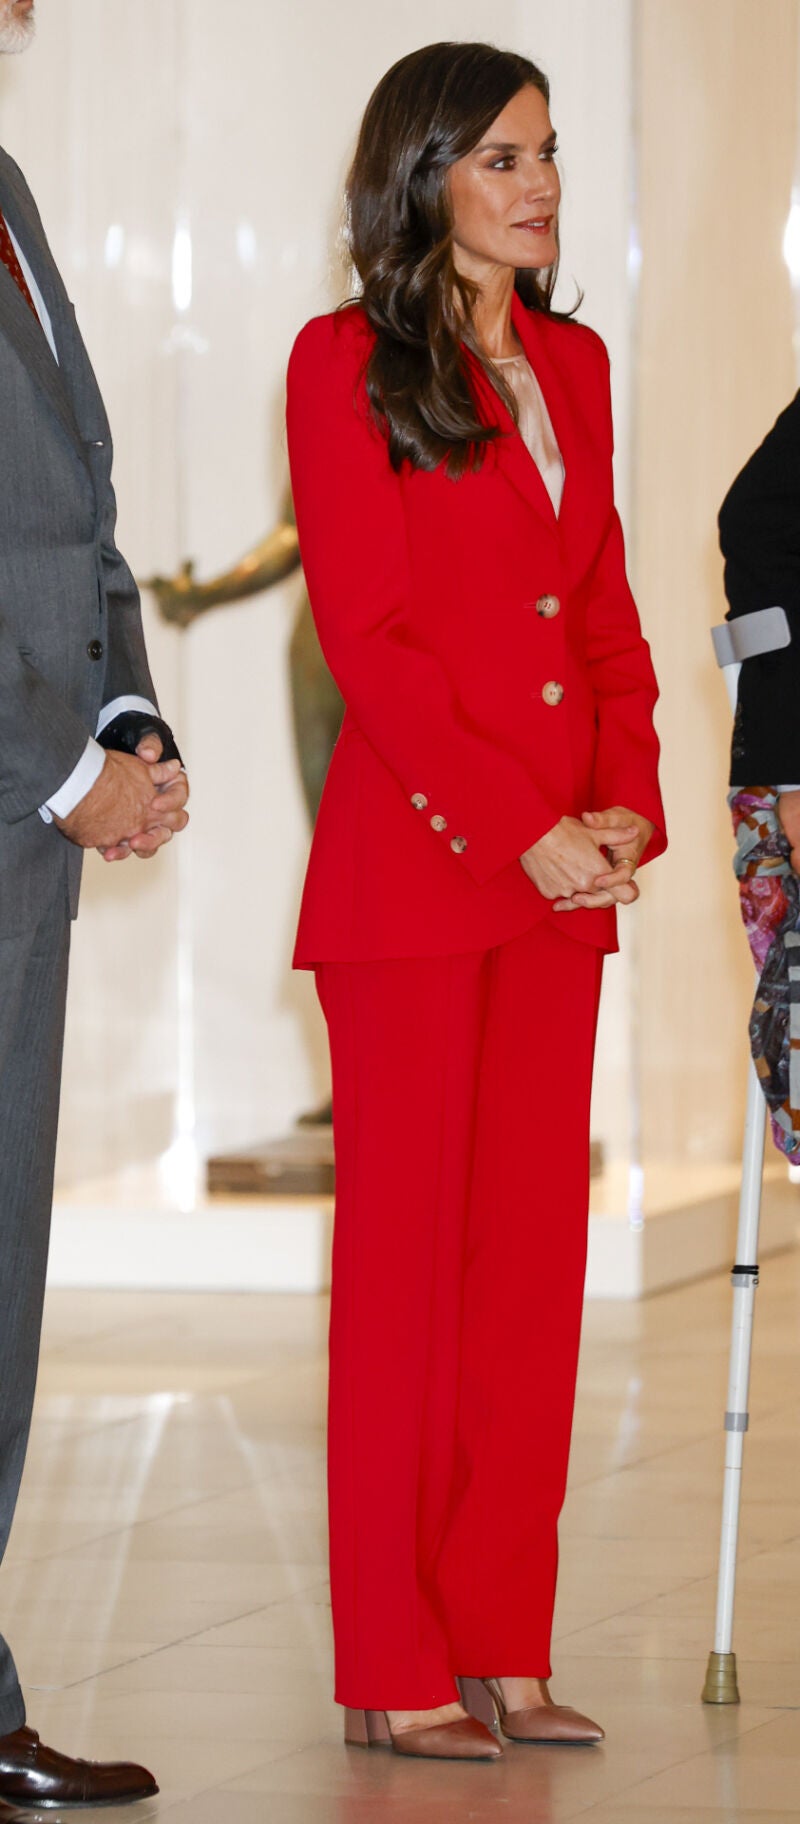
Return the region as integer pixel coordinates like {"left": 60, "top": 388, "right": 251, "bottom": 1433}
{"left": 616, "top": 855, "right": 636, "bottom": 873}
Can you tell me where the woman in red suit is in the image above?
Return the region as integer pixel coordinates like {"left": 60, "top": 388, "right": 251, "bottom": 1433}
{"left": 287, "top": 41, "right": 665, "bottom": 1763}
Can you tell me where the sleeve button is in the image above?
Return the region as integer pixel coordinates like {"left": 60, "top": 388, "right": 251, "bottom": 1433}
{"left": 450, "top": 835, "right": 468, "bottom": 853}
{"left": 430, "top": 814, "right": 447, "bottom": 832}
{"left": 411, "top": 792, "right": 428, "bottom": 810}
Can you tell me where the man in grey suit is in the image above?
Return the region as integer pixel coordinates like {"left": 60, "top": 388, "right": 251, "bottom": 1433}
{"left": 0, "top": 0, "right": 190, "bottom": 1810}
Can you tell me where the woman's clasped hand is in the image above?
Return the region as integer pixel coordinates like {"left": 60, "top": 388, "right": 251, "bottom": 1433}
{"left": 521, "top": 806, "right": 655, "bottom": 911}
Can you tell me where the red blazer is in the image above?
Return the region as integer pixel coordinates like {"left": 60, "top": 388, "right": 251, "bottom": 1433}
{"left": 286, "top": 291, "right": 665, "bottom": 965}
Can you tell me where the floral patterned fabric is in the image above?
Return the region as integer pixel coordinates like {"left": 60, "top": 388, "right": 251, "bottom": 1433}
{"left": 730, "top": 787, "right": 800, "bottom": 1161}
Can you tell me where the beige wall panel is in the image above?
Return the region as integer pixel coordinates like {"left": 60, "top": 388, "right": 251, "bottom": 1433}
{"left": 636, "top": 0, "right": 799, "bottom": 1161}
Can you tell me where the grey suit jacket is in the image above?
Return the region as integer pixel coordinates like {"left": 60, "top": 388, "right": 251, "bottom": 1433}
{"left": 0, "top": 145, "right": 157, "bottom": 934}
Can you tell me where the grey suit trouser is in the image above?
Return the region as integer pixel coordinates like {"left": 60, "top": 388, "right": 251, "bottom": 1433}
{"left": 0, "top": 886, "right": 70, "bottom": 1733}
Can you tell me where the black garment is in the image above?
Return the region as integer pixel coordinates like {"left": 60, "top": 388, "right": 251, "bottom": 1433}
{"left": 97, "top": 710, "right": 182, "bottom": 765}
{"left": 719, "top": 391, "right": 800, "bottom": 785}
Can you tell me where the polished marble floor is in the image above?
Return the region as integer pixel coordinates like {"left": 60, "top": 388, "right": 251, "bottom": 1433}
{"left": 5, "top": 1245, "right": 800, "bottom": 1821}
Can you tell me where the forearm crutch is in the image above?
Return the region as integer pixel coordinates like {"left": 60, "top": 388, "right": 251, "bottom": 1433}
{"left": 702, "top": 604, "right": 790, "bottom": 1705}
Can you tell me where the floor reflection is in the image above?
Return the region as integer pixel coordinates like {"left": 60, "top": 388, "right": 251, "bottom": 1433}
{"left": 0, "top": 1255, "right": 797, "bottom": 1820}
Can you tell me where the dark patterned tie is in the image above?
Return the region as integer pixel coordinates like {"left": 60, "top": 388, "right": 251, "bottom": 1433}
{"left": 0, "top": 208, "right": 40, "bottom": 322}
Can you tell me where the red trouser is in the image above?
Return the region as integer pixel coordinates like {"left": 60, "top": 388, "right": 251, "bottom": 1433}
{"left": 316, "top": 918, "right": 603, "bottom": 1710}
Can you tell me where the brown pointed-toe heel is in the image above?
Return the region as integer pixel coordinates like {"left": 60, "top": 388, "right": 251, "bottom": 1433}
{"left": 392, "top": 1716, "right": 502, "bottom": 1760}
{"left": 344, "top": 1709, "right": 392, "bottom": 1747}
{"left": 460, "top": 1677, "right": 604, "bottom": 1745}
{"left": 457, "top": 1677, "right": 500, "bottom": 1733}
{"left": 344, "top": 1707, "right": 501, "bottom": 1760}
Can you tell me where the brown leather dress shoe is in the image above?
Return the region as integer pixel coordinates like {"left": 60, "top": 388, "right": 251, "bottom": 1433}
{"left": 344, "top": 1708, "right": 502, "bottom": 1760}
{"left": 0, "top": 1727, "right": 159, "bottom": 1808}
{"left": 459, "top": 1677, "right": 604, "bottom": 1745}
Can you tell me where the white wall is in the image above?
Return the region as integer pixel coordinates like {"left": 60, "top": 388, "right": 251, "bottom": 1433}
{"left": 0, "top": 0, "right": 637, "bottom": 1184}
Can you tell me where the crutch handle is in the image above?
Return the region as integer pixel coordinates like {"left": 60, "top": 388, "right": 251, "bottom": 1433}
{"left": 711, "top": 605, "right": 791, "bottom": 714}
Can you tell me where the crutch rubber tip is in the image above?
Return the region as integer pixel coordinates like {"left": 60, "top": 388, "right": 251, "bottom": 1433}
{"left": 701, "top": 1651, "right": 740, "bottom": 1704}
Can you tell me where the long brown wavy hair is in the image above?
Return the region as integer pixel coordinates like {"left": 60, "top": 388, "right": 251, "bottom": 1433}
{"left": 345, "top": 41, "right": 573, "bottom": 480}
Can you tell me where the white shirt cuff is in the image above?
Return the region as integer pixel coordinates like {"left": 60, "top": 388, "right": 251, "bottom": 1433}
{"left": 96, "top": 695, "right": 158, "bottom": 737}
{"left": 777, "top": 784, "right": 800, "bottom": 794}
{"left": 39, "top": 738, "right": 105, "bottom": 824}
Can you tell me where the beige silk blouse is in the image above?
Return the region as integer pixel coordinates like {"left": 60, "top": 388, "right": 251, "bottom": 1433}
{"left": 493, "top": 352, "right": 565, "bottom": 517}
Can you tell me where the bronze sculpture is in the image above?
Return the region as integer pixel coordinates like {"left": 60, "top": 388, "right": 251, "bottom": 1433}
{"left": 146, "top": 499, "right": 343, "bottom": 825}
{"left": 146, "top": 498, "right": 341, "bottom": 1170}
